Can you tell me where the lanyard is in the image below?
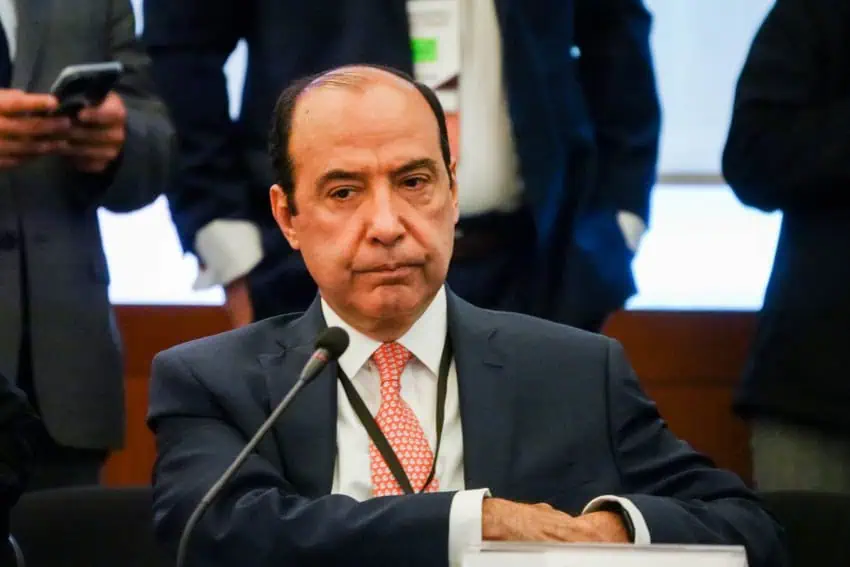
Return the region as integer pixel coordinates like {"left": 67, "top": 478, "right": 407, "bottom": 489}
{"left": 337, "top": 334, "right": 452, "bottom": 495}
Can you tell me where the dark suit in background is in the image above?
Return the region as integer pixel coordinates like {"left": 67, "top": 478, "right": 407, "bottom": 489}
{"left": 0, "top": 0, "right": 174, "bottom": 489}
{"left": 148, "top": 292, "right": 785, "bottom": 567}
{"left": 722, "top": 0, "right": 850, "bottom": 491}
{"left": 142, "top": 0, "right": 413, "bottom": 320}
{"left": 144, "top": 0, "right": 660, "bottom": 333}
{"left": 445, "top": 0, "right": 661, "bottom": 331}
{"left": 0, "top": 372, "right": 36, "bottom": 564}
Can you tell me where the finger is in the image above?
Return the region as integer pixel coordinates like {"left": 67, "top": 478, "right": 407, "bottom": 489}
{"left": 70, "top": 157, "right": 109, "bottom": 173}
{"left": 551, "top": 516, "right": 600, "bottom": 543}
{"left": 0, "top": 137, "right": 63, "bottom": 157}
{"left": 0, "top": 156, "right": 24, "bottom": 169}
{"left": 0, "top": 90, "right": 60, "bottom": 116}
{"left": 77, "top": 94, "right": 125, "bottom": 126}
{"left": 59, "top": 144, "right": 119, "bottom": 162}
{"left": 539, "top": 510, "right": 583, "bottom": 542}
{"left": 0, "top": 115, "right": 72, "bottom": 138}
{"left": 66, "top": 124, "right": 125, "bottom": 146}
{"left": 533, "top": 503, "right": 555, "bottom": 511}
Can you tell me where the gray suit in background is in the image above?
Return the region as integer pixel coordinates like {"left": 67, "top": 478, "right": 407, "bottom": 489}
{"left": 0, "top": 0, "right": 173, "bottom": 488}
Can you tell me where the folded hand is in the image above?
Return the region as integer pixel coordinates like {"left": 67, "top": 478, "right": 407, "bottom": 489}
{"left": 482, "top": 498, "right": 629, "bottom": 543}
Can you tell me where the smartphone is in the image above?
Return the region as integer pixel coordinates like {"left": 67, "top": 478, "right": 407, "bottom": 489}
{"left": 48, "top": 61, "right": 124, "bottom": 117}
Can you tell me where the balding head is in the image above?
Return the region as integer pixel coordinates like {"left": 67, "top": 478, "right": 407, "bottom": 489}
{"left": 267, "top": 65, "right": 452, "bottom": 214}
{"left": 301, "top": 64, "right": 417, "bottom": 94}
{"left": 266, "top": 64, "right": 459, "bottom": 341}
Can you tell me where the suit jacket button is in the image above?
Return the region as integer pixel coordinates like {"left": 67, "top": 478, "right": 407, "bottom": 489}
{"left": 0, "top": 231, "right": 19, "bottom": 250}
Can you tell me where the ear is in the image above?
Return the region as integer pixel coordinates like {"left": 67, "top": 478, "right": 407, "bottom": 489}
{"left": 449, "top": 159, "right": 460, "bottom": 225}
{"left": 270, "top": 184, "right": 300, "bottom": 250}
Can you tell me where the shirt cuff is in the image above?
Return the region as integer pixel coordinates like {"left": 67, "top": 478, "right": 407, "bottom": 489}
{"left": 616, "top": 210, "right": 647, "bottom": 253}
{"left": 583, "top": 495, "right": 651, "bottom": 545}
{"left": 449, "top": 488, "right": 490, "bottom": 567}
{"left": 193, "top": 219, "right": 263, "bottom": 289}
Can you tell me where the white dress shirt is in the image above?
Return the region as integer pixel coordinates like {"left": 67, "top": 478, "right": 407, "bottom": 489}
{"left": 321, "top": 286, "right": 649, "bottom": 565}
{"left": 455, "top": 0, "right": 522, "bottom": 216}
{"left": 324, "top": 287, "right": 488, "bottom": 566}
{"left": 0, "top": 0, "right": 17, "bottom": 60}
{"left": 455, "top": 0, "right": 647, "bottom": 248}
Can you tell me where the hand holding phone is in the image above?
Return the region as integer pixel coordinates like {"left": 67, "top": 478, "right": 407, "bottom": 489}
{"left": 49, "top": 61, "right": 124, "bottom": 117}
{"left": 0, "top": 89, "right": 70, "bottom": 169}
{"left": 59, "top": 90, "right": 127, "bottom": 174}
{"left": 42, "top": 61, "right": 128, "bottom": 173}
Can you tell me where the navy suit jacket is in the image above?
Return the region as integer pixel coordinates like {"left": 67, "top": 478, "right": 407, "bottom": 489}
{"left": 143, "top": 0, "right": 659, "bottom": 324}
{"left": 148, "top": 291, "right": 785, "bottom": 567}
{"left": 497, "top": 0, "right": 661, "bottom": 324}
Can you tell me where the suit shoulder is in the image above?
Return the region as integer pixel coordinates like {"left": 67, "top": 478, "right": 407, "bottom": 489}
{"left": 485, "top": 308, "right": 613, "bottom": 352}
{"left": 154, "top": 312, "right": 302, "bottom": 367}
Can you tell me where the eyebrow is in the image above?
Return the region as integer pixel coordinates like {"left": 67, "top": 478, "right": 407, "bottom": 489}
{"left": 316, "top": 168, "right": 367, "bottom": 189}
{"left": 390, "top": 158, "right": 439, "bottom": 179}
{"left": 316, "top": 158, "right": 440, "bottom": 189}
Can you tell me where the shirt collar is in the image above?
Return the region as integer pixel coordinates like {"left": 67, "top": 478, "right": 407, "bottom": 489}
{"left": 320, "top": 286, "right": 448, "bottom": 377}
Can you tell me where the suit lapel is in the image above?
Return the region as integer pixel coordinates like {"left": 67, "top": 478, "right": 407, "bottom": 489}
{"left": 261, "top": 291, "right": 519, "bottom": 497}
{"left": 13, "top": 0, "right": 53, "bottom": 90}
{"left": 261, "top": 298, "right": 337, "bottom": 498}
{"left": 447, "top": 291, "right": 516, "bottom": 497}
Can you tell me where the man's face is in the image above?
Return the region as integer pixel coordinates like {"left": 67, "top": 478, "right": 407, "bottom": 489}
{"left": 271, "top": 77, "right": 458, "bottom": 334}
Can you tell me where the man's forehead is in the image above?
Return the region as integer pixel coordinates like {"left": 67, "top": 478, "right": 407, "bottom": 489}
{"left": 290, "top": 77, "right": 435, "bottom": 150}
{"left": 295, "top": 78, "right": 418, "bottom": 123}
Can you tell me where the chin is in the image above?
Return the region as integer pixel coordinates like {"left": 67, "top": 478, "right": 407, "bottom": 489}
{"left": 362, "top": 284, "right": 429, "bottom": 319}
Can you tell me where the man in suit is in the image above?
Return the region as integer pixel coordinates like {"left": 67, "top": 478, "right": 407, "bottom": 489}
{"left": 142, "top": 0, "right": 413, "bottom": 327}
{"left": 722, "top": 0, "right": 850, "bottom": 491}
{"left": 1, "top": 372, "right": 37, "bottom": 564}
{"left": 0, "top": 0, "right": 174, "bottom": 489}
{"left": 143, "top": 0, "right": 659, "bottom": 334}
{"left": 444, "top": 0, "right": 660, "bottom": 332}
{"left": 149, "top": 66, "right": 785, "bottom": 567}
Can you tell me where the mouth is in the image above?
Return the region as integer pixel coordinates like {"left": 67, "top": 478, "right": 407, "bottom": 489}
{"left": 357, "top": 263, "right": 422, "bottom": 276}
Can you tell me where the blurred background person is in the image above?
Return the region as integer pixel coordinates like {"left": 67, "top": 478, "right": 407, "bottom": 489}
{"left": 142, "top": 0, "right": 412, "bottom": 328}
{"left": 443, "top": 0, "right": 661, "bottom": 331}
{"left": 145, "top": 0, "right": 660, "bottom": 334}
{"left": 0, "top": 372, "right": 36, "bottom": 564}
{"left": 0, "top": 0, "right": 174, "bottom": 489}
{"left": 723, "top": 0, "right": 850, "bottom": 492}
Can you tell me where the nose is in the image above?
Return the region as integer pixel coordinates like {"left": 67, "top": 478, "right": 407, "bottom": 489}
{"left": 365, "top": 186, "right": 405, "bottom": 247}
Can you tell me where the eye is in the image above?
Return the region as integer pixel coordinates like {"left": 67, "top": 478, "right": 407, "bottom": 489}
{"left": 401, "top": 176, "right": 428, "bottom": 190}
{"left": 329, "top": 187, "right": 355, "bottom": 200}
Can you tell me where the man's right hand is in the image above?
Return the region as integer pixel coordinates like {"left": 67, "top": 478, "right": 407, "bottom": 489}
{"left": 0, "top": 89, "right": 71, "bottom": 169}
{"left": 481, "top": 498, "right": 627, "bottom": 543}
{"left": 224, "top": 276, "right": 254, "bottom": 328}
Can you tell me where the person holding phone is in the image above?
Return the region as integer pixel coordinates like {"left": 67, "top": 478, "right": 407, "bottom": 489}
{"left": 0, "top": 0, "right": 174, "bottom": 489}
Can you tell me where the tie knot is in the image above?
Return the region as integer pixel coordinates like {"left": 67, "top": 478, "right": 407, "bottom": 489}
{"left": 371, "top": 342, "right": 413, "bottom": 386}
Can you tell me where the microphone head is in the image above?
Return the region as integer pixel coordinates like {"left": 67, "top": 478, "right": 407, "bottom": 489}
{"left": 316, "top": 327, "right": 350, "bottom": 360}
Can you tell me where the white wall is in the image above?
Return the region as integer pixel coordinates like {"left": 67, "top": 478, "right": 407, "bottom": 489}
{"left": 106, "top": 0, "right": 778, "bottom": 309}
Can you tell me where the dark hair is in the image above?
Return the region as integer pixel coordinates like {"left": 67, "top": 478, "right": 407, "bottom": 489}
{"left": 267, "top": 65, "right": 453, "bottom": 215}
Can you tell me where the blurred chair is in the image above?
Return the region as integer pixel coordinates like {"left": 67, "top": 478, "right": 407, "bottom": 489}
{"left": 10, "top": 486, "right": 171, "bottom": 567}
{"left": 760, "top": 490, "right": 850, "bottom": 567}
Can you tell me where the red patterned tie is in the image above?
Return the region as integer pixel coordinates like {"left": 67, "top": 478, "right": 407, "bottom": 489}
{"left": 369, "top": 342, "right": 440, "bottom": 496}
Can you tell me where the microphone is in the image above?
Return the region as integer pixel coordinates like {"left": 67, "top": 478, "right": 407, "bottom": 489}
{"left": 175, "top": 326, "right": 350, "bottom": 567}
{"left": 299, "top": 326, "right": 349, "bottom": 381}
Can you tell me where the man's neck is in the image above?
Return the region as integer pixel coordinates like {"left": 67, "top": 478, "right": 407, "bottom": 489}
{"left": 321, "top": 293, "right": 440, "bottom": 343}
{"left": 332, "top": 309, "right": 424, "bottom": 343}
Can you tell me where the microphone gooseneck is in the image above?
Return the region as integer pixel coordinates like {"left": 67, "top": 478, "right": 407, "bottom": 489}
{"left": 175, "top": 326, "right": 350, "bottom": 567}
